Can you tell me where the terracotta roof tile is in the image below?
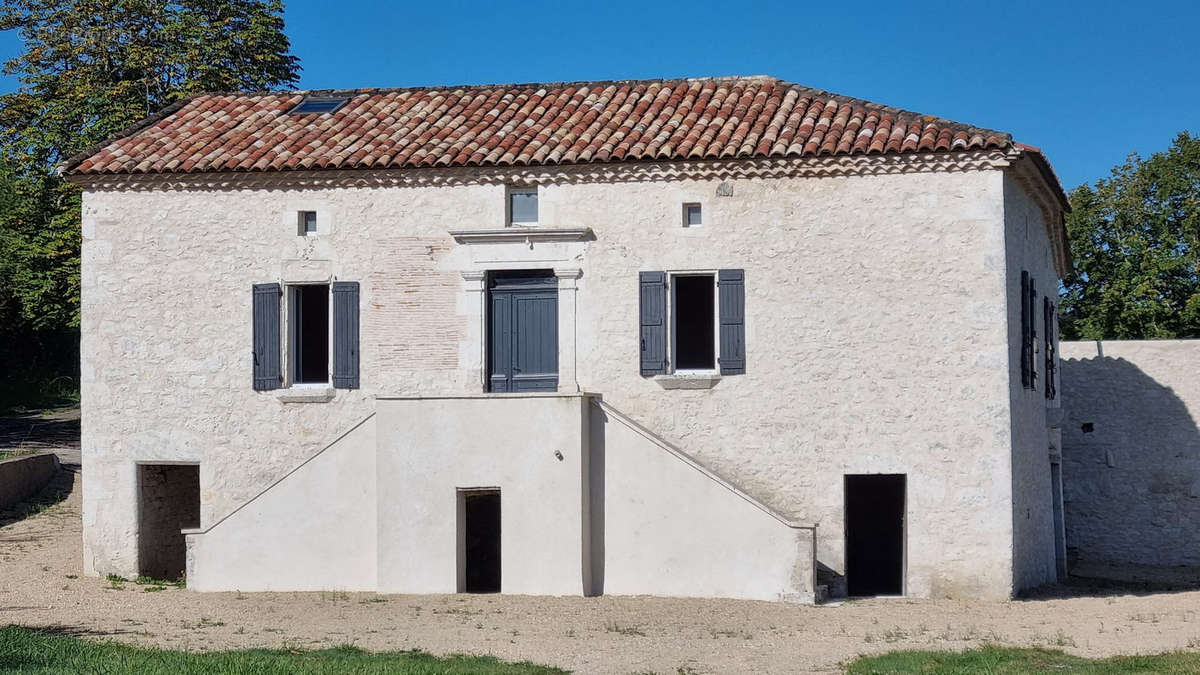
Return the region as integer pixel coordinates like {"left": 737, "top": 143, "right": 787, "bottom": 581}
{"left": 65, "top": 76, "right": 1015, "bottom": 176}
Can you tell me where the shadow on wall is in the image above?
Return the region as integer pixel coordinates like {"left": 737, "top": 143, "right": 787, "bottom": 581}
{"left": 1061, "top": 350, "right": 1200, "bottom": 571}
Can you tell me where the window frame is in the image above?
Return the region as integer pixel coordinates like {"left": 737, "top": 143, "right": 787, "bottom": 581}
{"left": 506, "top": 186, "right": 539, "bottom": 227}
{"left": 298, "top": 210, "right": 318, "bottom": 237}
{"left": 667, "top": 271, "right": 720, "bottom": 375}
{"left": 683, "top": 203, "right": 702, "bottom": 227}
{"left": 284, "top": 282, "right": 333, "bottom": 388}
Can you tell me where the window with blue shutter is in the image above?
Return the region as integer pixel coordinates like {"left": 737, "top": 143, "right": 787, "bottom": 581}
{"left": 718, "top": 269, "right": 746, "bottom": 375}
{"left": 252, "top": 283, "right": 282, "bottom": 391}
{"left": 332, "top": 281, "right": 360, "bottom": 389}
{"left": 1020, "top": 271, "right": 1032, "bottom": 389}
{"left": 1029, "top": 275, "right": 1038, "bottom": 389}
{"left": 1044, "top": 296, "right": 1057, "bottom": 400}
{"left": 639, "top": 271, "right": 667, "bottom": 375}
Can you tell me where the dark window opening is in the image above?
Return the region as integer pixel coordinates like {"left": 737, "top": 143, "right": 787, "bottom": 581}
{"left": 845, "top": 474, "right": 905, "bottom": 597}
{"left": 673, "top": 275, "right": 715, "bottom": 370}
{"left": 137, "top": 464, "right": 199, "bottom": 581}
{"left": 461, "top": 491, "right": 501, "bottom": 593}
{"left": 291, "top": 284, "right": 329, "bottom": 384}
{"left": 289, "top": 96, "right": 349, "bottom": 115}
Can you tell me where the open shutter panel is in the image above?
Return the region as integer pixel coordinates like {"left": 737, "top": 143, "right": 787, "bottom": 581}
{"left": 252, "top": 283, "right": 282, "bottom": 391}
{"left": 1029, "top": 276, "right": 1038, "bottom": 388}
{"left": 718, "top": 269, "right": 746, "bottom": 375}
{"left": 1020, "top": 271, "right": 1031, "bottom": 389}
{"left": 639, "top": 271, "right": 667, "bottom": 376}
{"left": 332, "top": 281, "right": 360, "bottom": 389}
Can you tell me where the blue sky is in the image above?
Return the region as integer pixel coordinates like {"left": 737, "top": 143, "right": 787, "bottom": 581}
{"left": 1, "top": 0, "right": 1197, "bottom": 190}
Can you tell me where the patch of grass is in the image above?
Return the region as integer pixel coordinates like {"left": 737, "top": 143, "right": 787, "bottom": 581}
{"left": 104, "top": 574, "right": 126, "bottom": 590}
{"left": 0, "top": 625, "right": 566, "bottom": 674}
{"left": 846, "top": 645, "right": 1200, "bottom": 673}
{"left": 604, "top": 621, "right": 646, "bottom": 637}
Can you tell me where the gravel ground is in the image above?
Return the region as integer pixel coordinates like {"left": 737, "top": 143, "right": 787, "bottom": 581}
{"left": 4, "top": 473, "right": 1200, "bottom": 674}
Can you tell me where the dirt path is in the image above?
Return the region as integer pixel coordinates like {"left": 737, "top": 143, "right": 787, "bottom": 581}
{"left": 3, "top": 475, "right": 1200, "bottom": 674}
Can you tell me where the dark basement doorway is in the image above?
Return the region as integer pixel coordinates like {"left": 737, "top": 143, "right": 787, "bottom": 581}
{"left": 845, "top": 473, "right": 906, "bottom": 597}
{"left": 460, "top": 489, "right": 501, "bottom": 593}
{"left": 137, "top": 464, "right": 200, "bottom": 581}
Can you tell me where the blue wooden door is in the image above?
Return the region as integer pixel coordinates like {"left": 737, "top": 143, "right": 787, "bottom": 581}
{"left": 488, "top": 272, "right": 558, "bottom": 392}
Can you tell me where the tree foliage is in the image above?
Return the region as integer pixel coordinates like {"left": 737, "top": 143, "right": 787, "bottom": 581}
{"left": 1060, "top": 132, "right": 1200, "bottom": 340}
{"left": 0, "top": 0, "right": 300, "bottom": 331}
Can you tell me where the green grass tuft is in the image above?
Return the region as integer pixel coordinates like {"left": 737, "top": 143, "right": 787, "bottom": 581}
{"left": 847, "top": 645, "right": 1200, "bottom": 674}
{"left": 0, "top": 625, "right": 566, "bottom": 673}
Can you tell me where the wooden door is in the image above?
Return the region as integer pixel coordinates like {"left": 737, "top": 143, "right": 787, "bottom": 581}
{"left": 488, "top": 272, "right": 558, "bottom": 392}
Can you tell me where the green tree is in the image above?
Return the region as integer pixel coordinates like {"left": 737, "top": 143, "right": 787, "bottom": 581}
{"left": 1060, "top": 132, "right": 1200, "bottom": 340}
{"left": 0, "top": 0, "right": 299, "bottom": 410}
{"left": 0, "top": 0, "right": 300, "bottom": 329}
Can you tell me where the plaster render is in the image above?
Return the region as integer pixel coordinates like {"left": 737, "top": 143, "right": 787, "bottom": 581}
{"left": 185, "top": 415, "right": 377, "bottom": 591}
{"left": 1003, "top": 174, "right": 1062, "bottom": 591}
{"left": 1060, "top": 340, "right": 1200, "bottom": 569}
{"left": 375, "top": 395, "right": 591, "bottom": 596}
{"left": 593, "top": 400, "right": 816, "bottom": 602}
{"left": 80, "top": 156, "right": 1062, "bottom": 599}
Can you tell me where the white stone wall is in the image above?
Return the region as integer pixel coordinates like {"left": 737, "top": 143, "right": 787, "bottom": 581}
{"left": 1060, "top": 340, "right": 1200, "bottom": 568}
{"left": 81, "top": 162, "right": 1044, "bottom": 598}
{"left": 1002, "top": 174, "right": 1062, "bottom": 592}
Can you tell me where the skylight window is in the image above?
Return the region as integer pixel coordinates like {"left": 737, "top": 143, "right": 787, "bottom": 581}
{"left": 289, "top": 96, "right": 349, "bottom": 115}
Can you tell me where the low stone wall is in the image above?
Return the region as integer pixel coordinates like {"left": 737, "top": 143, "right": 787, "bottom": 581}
{"left": 0, "top": 453, "right": 61, "bottom": 509}
{"left": 1060, "top": 340, "right": 1200, "bottom": 569}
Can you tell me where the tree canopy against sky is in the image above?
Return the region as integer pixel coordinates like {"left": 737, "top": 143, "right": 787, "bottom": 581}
{"left": 1060, "top": 132, "right": 1200, "bottom": 340}
{"left": 0, "top": 0, "right": 300, "bottom": 332}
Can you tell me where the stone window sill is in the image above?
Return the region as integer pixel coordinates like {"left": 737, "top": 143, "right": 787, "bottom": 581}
{"left": 275, "top": 385, "right": 335, "bottom": 403}
{"left": 653, "top": 373, "right": 721, "bottom": 390}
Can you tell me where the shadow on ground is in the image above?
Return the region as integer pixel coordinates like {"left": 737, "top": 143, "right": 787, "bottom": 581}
{"left": 1018, "top": 572, "right": 1200, "bottom": 601}
{"left": 0, "top": 407, "right": 81, "bottom": 456}
{"left": 0, "top": 469, "right": 76, "bottom": 529}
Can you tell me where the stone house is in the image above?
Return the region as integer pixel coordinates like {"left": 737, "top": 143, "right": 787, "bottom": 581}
{"left": 65, "top": 76, "right": 1070, "bottom": 601}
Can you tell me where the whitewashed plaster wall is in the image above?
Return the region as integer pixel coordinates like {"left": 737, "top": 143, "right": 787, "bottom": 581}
{"left": 374, "top": 395, "right": 591, "bottom": 596}
{"left": 1002, "top": 174, "right": 1062, "bottom": 592}
{"left": 81, "top": 162, "right": 1040, "bottom": 598}
{"left": 1060, "top": 340, "right": 1200, "bottom": 568}
{"left": 185, "top": 415, "right": 377, "bottom": 591}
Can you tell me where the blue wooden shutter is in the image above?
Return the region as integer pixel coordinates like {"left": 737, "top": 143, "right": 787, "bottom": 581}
{"left": 252, "top": 283, "right": 281, "bottom": 391}
{"left": 1020, "top": 271, "right": 1031, "bottom": 389}
{"left": 1043, "top": 297, "right": 1056, "bottom": 399}
{"left": 1029, "top": 276, "right": 1038, "bottom": 388}
{"left": 639, "top": 271, "right": 667, "bottom": 375}
{"left": 718, "top": 269, "right": 746, "bottom": 375}
{"left": 332, "top": 281, "right": 360, "bottom": 389}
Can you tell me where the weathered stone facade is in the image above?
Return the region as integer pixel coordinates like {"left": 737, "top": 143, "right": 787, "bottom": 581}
{"left": 79, "top": 151, "right": 1066, "bottom": 598}
{"left": 1060, "top": 340, "right": 1200, "bottom": 569}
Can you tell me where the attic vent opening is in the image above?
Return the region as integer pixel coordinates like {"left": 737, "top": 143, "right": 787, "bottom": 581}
{"left": 289, "top": 96, "right": 349, "bottom": 115}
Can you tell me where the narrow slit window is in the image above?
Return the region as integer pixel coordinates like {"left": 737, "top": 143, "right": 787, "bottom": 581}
{"left": 507, "top": 187, "right": 538, "bottom": 226}
{"left": 290, "top": 284, "right": 329, "bottom": 384}
{"left": 298, "top": 211, "right": 317, "bottom": 236}
{"left": 672, "top": 274, "right": 715, "bottom": 370}
{"left": 683, "top": 203, "right": 702, "bottom": 227}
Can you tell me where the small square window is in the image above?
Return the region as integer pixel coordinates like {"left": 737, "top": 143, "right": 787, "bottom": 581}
{"left": 683, "top": 203, "right": 702, "bottom": 227}
{"left": 298, "top": 211, "right": 318, "bottom": 236}
{"left": 508, "top": 187, "right": 538, "bottom": 226}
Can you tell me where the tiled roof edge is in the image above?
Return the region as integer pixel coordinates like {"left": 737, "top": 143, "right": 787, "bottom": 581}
{"left": 57, "top": 94, "right": 207, "bottom": 175}
{"left": 60, "top": 76, "right": 1015, "bottom": 176}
